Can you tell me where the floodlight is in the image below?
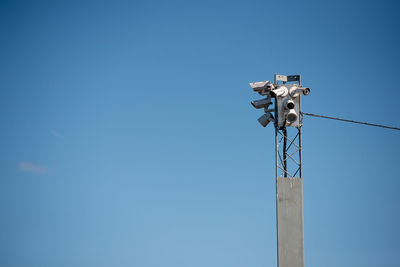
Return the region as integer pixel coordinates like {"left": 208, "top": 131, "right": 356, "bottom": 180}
{"left": 289, "top": 86, "right": 310, "bottom": 97}
{"left": 270, "top": 86, "right": 288, "bottom": 97}
{"left": 251, "top": 97, "right": 272, "bottom": 109}
{"left": 258, "top": 112, "right": 274, "bottom": 127}
{"left": 249, "top": 81, "right": 274, "bottom": 96}
{"left": 286, "top": 109, "right": 298, "bottom": 123}
{"left": 284, "top": 99, "right": 295, "bottom": 110}
{"left": 250, "top": 81, "right": 271, "bottom": 91}
{"left": 249, "top": 74, "right": 310, "bottom": 128}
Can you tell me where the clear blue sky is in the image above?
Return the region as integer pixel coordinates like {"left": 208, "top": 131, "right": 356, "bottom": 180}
{"left": 1, "top": 0, "right": 399, "bottom": 266}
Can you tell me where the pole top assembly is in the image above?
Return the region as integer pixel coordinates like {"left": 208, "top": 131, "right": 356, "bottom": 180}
{"left": 250, "top": 74, "right": 310, "bottom": 129}
{"left": 249, "top": 75, "right": 309, "bottom": 267}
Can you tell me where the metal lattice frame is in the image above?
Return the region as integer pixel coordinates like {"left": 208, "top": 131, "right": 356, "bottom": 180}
{"left": 275, "top": 126, "right": 302, "bottom": 178}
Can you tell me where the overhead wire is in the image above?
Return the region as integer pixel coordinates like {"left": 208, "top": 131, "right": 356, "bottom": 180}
{"left": 301, "top": 112, "right": 400, "bottom": 131}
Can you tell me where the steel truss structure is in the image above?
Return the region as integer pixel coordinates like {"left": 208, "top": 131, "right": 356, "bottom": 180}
{"left": 275, "top": 126, "right": 302, "bottom": 179}
{"left": 273, "top": 73, "right": 303, "bottom": 180}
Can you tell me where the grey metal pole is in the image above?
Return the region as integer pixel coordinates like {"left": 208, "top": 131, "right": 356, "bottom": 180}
{"left": 275, "top": 127, "right": 280, "bottom": 267}
{"left": 299, "top": 95, "right": 303, "bottom": 178}
{"left": 282, "top": 128, "right": 287, "bottom": 177}
{"left": 276, "top": 128, "right": 305, "bottom": 267}
{"left": 249, "top": 74, "right": 307, "bottom": 267}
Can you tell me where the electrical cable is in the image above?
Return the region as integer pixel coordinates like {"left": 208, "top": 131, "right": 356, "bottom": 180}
{"left": 301, "top": 112, "right": 400, "bottom": 131}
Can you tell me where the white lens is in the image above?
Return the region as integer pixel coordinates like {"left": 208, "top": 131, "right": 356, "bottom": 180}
{"left": 287, "top": 110, "right": 297, "bottom": 122}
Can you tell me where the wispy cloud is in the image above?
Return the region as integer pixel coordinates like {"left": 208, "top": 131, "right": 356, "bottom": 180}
{"left": 18, "top": 161, "right": 49, "bottom": 175}
{"left": 50, "top": 129, "right": 65, "bottom": 139}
